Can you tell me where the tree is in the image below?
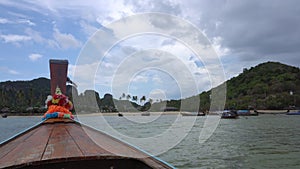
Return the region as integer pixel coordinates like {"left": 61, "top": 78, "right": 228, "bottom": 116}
{"left": 126, "top": 94, "right": 131, "bottom": 100}
{"left": 17, "top": 90, "right": 25, "bottom": 108}
{"left": 29, "top": 88, "right": 33, "bottom": 107}
{"left": 132, "top": 96, "right": 138, "bottom": 102}
{"left": 121, "top": 93, "right": 126, "bottom": 100}
{"left": 140, "top": 96, "right": 146, "bottom": 104}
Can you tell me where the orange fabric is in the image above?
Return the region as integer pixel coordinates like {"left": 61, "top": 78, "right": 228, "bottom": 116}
{"left": 43, "top": 105, "right": 73, "bottom": 117}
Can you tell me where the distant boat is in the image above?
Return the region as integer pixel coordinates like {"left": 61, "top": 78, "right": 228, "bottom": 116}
{"left": 221, "top": 110, "right": 238, "bottom": 119}
{"left": 141, "top": 112, "right": 150, "bottom": 116}
{"left": 163, "top": 107, "right": 179, "bottom": 112}
{"left": 181, "top": 112, "right": 205, "bottom": 116}
{"left": 237, "top": 110, "right": 259, "bottom": 116}
{"left": 286, "top": 110, "right": 300, "bottom": 115}
{"left": 256, "top": 110, "right": 287, "bottom": 114}
{"left": 1, "top": 113, "right": 7, "bottom": 118}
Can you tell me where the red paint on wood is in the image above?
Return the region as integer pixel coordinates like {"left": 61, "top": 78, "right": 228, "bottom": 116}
{"left": 49, "top": 59, "right": 68, "bottom": 95}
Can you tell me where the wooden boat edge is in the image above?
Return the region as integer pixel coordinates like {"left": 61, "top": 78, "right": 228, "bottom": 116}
{"left": 0, "top": 120, "right": 45, "bottom": 146}
{"left": 2, "top": 155, "right": 159, "bottom": 169}
{"left": 0, "top": 118, "right": 175, "bottom": 169}
{"left": 72, "top": 119, "right": 175, "bottom": 168}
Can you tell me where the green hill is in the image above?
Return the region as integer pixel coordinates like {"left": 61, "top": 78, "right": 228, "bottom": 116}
{"left": 192, "top": 61, "right": 300, "bottom": 111}
{"left": 0, "top": 78, "right": 50, "bottom": 113}
{"left": 225, "top": 61, "right": 300, "bottom": 109}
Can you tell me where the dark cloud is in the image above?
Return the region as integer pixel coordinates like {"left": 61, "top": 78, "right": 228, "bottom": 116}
{"left": 193, "top": 0, "right": 300, "bottom": 64}
{"left": 125, "top": 0, "right": 300, "bottom": 68}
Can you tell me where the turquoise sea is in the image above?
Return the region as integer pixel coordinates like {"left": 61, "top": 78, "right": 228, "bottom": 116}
{"left": 1, "top": 114, "right": 300, "bottom": 169}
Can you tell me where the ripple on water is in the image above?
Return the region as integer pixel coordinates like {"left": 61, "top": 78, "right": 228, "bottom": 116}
{"left": 1, "top": 115, "right": 300, "bottom": 169}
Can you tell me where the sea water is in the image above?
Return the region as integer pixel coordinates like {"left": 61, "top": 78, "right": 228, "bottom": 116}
{"left": 1, "top": 114, "right": 300, "bottom": 169}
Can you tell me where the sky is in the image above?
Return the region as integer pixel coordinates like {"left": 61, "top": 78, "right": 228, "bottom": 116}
{"left": 0, "top": 0, "right": 299, "bottom": 101}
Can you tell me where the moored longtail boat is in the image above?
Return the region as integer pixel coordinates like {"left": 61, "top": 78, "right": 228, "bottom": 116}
{"left": 0, "top": 59, "right": 174, "bottom": 169}
{"left": 286, "top": 109, "right": 300, "bottom": 115}
{"left": 221, "top": 110, "right": 239, "bottom": 119}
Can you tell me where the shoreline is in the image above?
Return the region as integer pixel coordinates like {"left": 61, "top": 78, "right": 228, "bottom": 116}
{"left": 76, "top": 111, "right": 181, "bottom": 116}
{"left": 2, "top": 110, "right": 291, "bottom": 117}
{"left": 2, "top": 111, "right": 182, "bottom": 117}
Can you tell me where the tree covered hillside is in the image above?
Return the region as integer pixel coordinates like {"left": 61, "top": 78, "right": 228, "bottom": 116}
{"left": 225, "top": 62, "right": 300, "bottom": 109}
{"left": 0, "top": 78, "right": 50, "bottom": 113}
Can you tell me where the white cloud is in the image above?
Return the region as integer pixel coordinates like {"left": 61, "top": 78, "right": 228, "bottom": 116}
{"left": 0, "top": 28, "right": 48, "bottom": 47}
{"left": 152, "top": 75, "right": 163, "bottom": 83}
{"left": 79, "top": 20, "right": 99, "bottom": 37}
{"left": 0, "top": 1, "right": 134, "bottom": 33}
{"left": 211, "top": 36, "right": 230, "bottom": 56}
{"left": 23, "top": 28, "right": 59, "bottom": 48}
{"left": 131, "top": 75, "right": 149, "bottom": 83}
{"left": 0, "top": 66, "right": 20, "bottom": 75}
{"left": 0, "top": 27, "right": 81, "bottom": 50}
{"left": 0, "top": 17, "right": 35, "bottom": 26}
{"left": 17, "top": 19, "right": 35, "bottom": 26}
{"left": 24, "top": 28, "right": 44, "bottom": 43}
{"left": 73, "top": 25, "right": 221, "bottom": 98}
{"left": 0, "top": 17, "right": 11, "bottom": 24}
{"left": 8, "top": 69, "right": 20, "bottom": 75}
{"left": 149, "top": 89, "right": 167, "bottom": 102}
{"left": 53, "top": 28, "right": 82, "bottom": 49}
{"left": 0, "top": 0, "right": 44, "bottom": 13}
{"left": 109, "top": 49, "right": 200, "bottom": 98}
{"left": 69, "top": 62, "right": 100, "bottom": 93}
{"left": 28, "top": 53, "right": 43, "bottom": 61}
{"left": 64, "top": 10, "right": 226, "bottom": 99}
{"left": 0, "top": 34, "right": 31, "bottom": 43}
{"left": 95, "top": 2, "right": 134, "bottom": 25}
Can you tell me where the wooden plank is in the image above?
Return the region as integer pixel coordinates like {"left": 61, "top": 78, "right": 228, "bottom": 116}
{"left": 0, "top": 121, "right": 46, "bottom": 160}
{"left": 0, "top": 128, "right": 37, "bottom": 160}
{"left": 0, "top": 125, "right": 53, "bottom": 168}
{"left": 141, "top": 157, "right": 174, "bottom": 169}
{"left": 77, "top": 124, "right": 173, "bottom": 168}
{"left": 81, "top": 126, "right": 145, "bottom": 158}
{"left": 66, "top": 123, "right": 113, "bottom": 156}
{"left": 42, "top": 124, "right": 83, "bottom": 160}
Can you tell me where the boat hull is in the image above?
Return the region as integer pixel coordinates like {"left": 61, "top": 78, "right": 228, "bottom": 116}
{"left": 221, "top": 115, "right": 238, "bottom": 119}
{"left": 1, "top": 113, "right": 7, "bottom": 118}
{"left": 181, "top": 112, "right": 205, "bottom": 116}
{"left": 0, "top": 119, "right": 173, "bottom": 169}
{"left": 286, "top": 112, "right": 300, "bottom": 115}
{"left": 237, "top": 110, "right": 259, "bottom": 116}
{"left": 221, "top": 110, "right": 238, "bottom": 119}
{"left": 6, "top": 156, "right": 155, "bottom": 169}
{"left": 141, "top": 112, "right": 150, "bottom": 116}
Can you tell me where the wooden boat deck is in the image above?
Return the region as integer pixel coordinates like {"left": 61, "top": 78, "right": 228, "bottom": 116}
{"left": 0, "top": 119, "right": 173, "bottom": 169}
